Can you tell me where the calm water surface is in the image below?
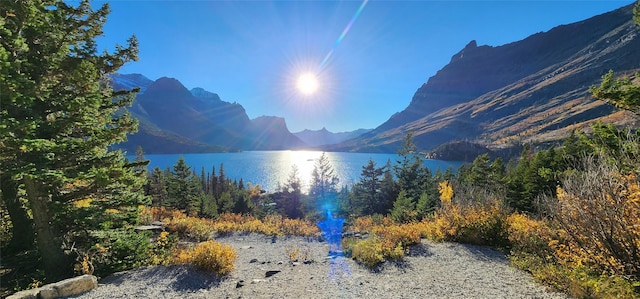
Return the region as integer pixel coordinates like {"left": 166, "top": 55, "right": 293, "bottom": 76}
{"left": 137, "top": 151, "right": 462, "bottom": 192}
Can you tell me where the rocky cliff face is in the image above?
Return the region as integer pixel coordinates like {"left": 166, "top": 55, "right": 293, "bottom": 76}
{"left": 247, "top": 116, "right": 307, "bottom": 150}
{"left": 334, "top": 4, "right": 640, "bottom": 154}
{"left": 116, "top": 76, "right": 306, "bottom": 153}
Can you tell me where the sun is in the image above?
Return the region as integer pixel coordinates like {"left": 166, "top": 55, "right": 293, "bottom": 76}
{"left": 297, "top": 72, "right": 319, "bottom": 95}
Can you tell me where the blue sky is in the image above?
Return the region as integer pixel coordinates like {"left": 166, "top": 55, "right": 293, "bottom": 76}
{"left": 96, "top": 0, "right": 632, "bottom": 133}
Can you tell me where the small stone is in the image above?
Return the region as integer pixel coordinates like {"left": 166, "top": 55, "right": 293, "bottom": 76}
{"left": 249, "top": 258, "right": 258, "bottom": 263}
{"left": 265, "top": 270, "right": 281, "bottom": 278}
{"left": 277, "top": 261, "right": 284, "bottom": 265}
{"left": 292, "top": 262, "right": 301, "bottom": 266}
{"left": 251, "top": 279, "right": 266, "bottom": 284}
{"left": 240, "top": 245, "right": 252, "bottom": 250}
{"left": 236, "top": 280, "right": 245, "bottom": 288}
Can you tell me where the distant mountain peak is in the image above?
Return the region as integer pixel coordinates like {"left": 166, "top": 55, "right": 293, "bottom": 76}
{"left": 149, "top": 77, "right": 187, "bottom": 91}
{"left": 191, "top": 87, "right": 218, "bottom": 98}
{"left": 293, "top": 127, "right": 372, "bottom": 147}
{"left": 108, "top": 73, "right": 153, "bottom": 94}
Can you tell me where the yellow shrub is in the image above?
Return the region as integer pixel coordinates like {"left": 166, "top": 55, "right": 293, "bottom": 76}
{"left": 219, "top": 212, "right": 247, "bottom": 224}
{"left": 372, "top": 224, "right": 421, "bottom": 249}
{"left": 351, "top": 237, "right": 385, "bottom": 267}
{"left": 506, "top": 213, "right": 552, "bottom": 255}
{"left": 551, "top": 173, "right": 640, "bottom": 277}
{"left": 167, "top": 216, "right": 214, "bottom": 241}
{"left": 174, "top": 240, "right": 237, "bottom": 275}
{"left": 345, "top": 222, "right": 422, "bottom": 267}
{"left": 419, "top": 200, "right": 508, "bottom": 247}
{"left": 285, "top": 243, "right": 311, "bottom": 262}
{"left": 280, "top": 218, "right": 320, "bottom": 236}
{"left": 438, "top": 180, "right": 453, "bottom": 204}
{"left": 351, "top": 215, "right": 394, "bottom": 233}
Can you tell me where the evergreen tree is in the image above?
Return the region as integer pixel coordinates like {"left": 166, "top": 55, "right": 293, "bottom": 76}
{"left": 390, "top": 190, "right": 417, "bottom": 223}
{"left": 148, "top": 167, "right": 168, "bottom": 207}
{"left": 416, "top": 191, "right": 437, "bottom": 218}
{"left": 209, "top": 165, "right": 218, "bottom": 198}
{"left": 309, "top": 152, "right": 340, "bottom": 214}
{"left": 379, "top": 159, "right": 399, "bottom": 214}
{"left": 218, "top": 163, "right": 227, "bottom": 195}
{"left": 0, "top": 0, "right": 145, "bottom": 281}
{"left": 133, "top": 146, "right": 149, "bottom": 177}
{"left": 394, "top": 133, "right": 430, "bottom": 201}
{"left": 468, "top": 153, "right": 491, "bottom": 187}
{"left": 218, "top": 191, "right": 234, "bottom": 214}
{"left": 353, "top": 159, "right": 384, "bottom": 216}
{"left": 393, "top": 133, "right": 433, "bottom": 218}
{"left": 238, "top": 178, "right": 245, "bottom": 190}
{"left": 232, "top": 189, "right": 253, "bottom": 214}
{"left": 590, "top": 70, "right": 640, "bottom": 115}
{"left": 167, "top": 157, "right": 201, "bottom": 214}
{"left": 278, "top": 165, "right": 304, "bottom": 219}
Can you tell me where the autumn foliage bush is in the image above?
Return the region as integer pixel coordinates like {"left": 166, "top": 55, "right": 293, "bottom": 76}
{"left": 547, "top": 161, "right": 640, "bottom": 278}
{"left": 151, "top": 208, "right": 320, "bottom": 239}
{"left": 174, "top": 240, "right": 237, "bottom": 275}
{"left": 345, "top": 219, "right": 421, "bottom": 267}
{"left": 419, "top": 181, "right": 509, "bottom": 247}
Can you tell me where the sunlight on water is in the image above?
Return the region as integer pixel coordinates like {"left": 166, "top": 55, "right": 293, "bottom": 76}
{"left": 284, "top": 150, "right": 323, "bottom": 193}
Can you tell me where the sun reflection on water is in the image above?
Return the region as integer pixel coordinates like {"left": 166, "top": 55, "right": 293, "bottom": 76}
{"left": 281, "top": 150, "right": 324, "bottom": 193}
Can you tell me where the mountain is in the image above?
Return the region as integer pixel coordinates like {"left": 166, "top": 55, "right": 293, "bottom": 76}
{"left": 112, "top": 75, "right": 306, "bottom": 153}
{"left": 293, "top": 128, "right": 372, "bottom": 147}
{"left": 110, "top": 73, "right": 153, "bottom": 94}
{"left": 248, "top": 116, "right": 308, "bottom": 150}
{"left": 330, "top": 4, "right": 640, "bottom": 157}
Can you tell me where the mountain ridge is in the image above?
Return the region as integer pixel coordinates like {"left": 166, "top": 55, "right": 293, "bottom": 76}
{"left": 293, "top": 127, "right": 372, "bottom": 147}
{"left": 329, "top": 3, "right": 640, "bottom": 156}
{"left": 114, "top": 75, "right": 307, "bottom": 153}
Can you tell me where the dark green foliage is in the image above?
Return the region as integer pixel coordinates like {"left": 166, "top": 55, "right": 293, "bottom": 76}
{"left": 352, "top": 159, "right": 385, "bottom": 216}
{"left": 166, "top": 157, "right": 202, "bottom": 214}
{"left": 390, "top": 190, "right": 416, "bottom": 223}
{"left": 589, "top": 70, "right": 640, "bottom": 115}
{"left": 416, "top": 191, "right": 437, "bottom": 218}
{"left": 90, "top": 229, "right": 152, "bottom": 278}
{"left": 148, "top": 168, "right": 169, "bottom": 207}
{"left": 275, "top": 166, "right": 304, "bottom": 219}
{"left": 395, "top": 133, "right": 431, "bottom": 201}
{"left": 392, "top": 133, "right": 436, "bottom": 220}
{"left": 0, "top": 0, "right": 148, "bottom": 282}
{"left": 148, "top": 158, "right": 259, "bottom": 218}
{"left": 232, "top": 189, "right": 253, "bottom": 214}
{"left": 379, "top": 159, "right": 399, "bottom": 214}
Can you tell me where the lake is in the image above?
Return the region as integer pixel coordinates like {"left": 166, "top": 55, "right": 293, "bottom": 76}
{"left": 136, "top": 151, "right": 463, "bottom": 193}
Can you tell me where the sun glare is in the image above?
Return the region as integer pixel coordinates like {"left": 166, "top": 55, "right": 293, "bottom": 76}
{"left": 297, "top": 73, "right": 319, "bottom": 95}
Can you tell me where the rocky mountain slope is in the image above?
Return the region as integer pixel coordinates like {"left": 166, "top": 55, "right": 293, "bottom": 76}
{"left": 112, "top": 74, "right": 307, "bottom": 153}
{"left": 330, "top": 3, "right": 640, "bottom": 155}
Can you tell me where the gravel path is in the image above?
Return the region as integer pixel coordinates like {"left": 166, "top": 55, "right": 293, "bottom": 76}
{"left": 72, "top": 233, "right": 568, "bottom": 299}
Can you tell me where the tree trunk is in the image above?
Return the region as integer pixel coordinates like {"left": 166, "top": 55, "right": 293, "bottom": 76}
{"left": 23, "top": 176, "right": 71, "bottom": 282}
{"left": 1, "top": 175, "right": 35, "bottom": 252}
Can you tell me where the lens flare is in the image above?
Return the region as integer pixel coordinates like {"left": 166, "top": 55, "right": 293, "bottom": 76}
{"left": 297, "top": 72, "right": 319, "bottom": 95}
{"left": 318, "top": 0, "right": 369, "bottom": 70}
{"left": 317, "top": 209, "right": 351, "bottom": 281}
